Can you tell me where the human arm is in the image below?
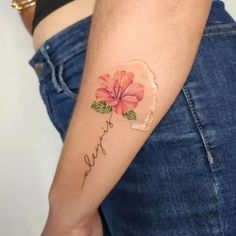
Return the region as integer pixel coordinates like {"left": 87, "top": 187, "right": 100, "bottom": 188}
{"left": 42, "top": 0, "right": 212, "bottom": 235}
{"left": 13, "top": 0, "right": 35, "bottom": 34}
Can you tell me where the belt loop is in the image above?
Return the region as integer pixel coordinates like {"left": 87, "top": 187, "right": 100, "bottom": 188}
{"left": 40, "top": 45, "right": 63, "bottom": 93}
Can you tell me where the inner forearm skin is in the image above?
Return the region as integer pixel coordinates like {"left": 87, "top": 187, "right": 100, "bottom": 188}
{"left": 47, "top": 0, "right": 212, "bottom": 230}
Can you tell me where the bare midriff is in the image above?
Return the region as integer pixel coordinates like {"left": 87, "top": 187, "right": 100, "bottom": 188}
{"left": 32, "top": 0, "right": 96, "bottom": 51}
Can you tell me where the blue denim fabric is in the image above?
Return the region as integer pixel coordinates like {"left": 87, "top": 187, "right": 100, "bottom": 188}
{"left": 29, "top": 1, "right": 236, "bottom": 235}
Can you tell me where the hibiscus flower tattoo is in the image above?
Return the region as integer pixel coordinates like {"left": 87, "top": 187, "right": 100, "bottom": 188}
{"left": 81, "top": 70, "right": 145, "bottom": 189}
{"left": 81, "top": 62, "right": 158, "bottom": 189}
{"left": 91, "top": 70, "right": 145, "bottom": 120}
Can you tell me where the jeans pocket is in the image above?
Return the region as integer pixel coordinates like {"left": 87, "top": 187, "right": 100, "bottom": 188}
{"left": 39, "top": 80, "right": 65, "bottom": 139}
{"left": 56, "top": 49, "right": 87, "bottom": 100}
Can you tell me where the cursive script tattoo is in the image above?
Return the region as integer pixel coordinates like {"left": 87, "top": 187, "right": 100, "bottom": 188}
{"left": 81, "top": 111, "right": 114, "bottom": 189}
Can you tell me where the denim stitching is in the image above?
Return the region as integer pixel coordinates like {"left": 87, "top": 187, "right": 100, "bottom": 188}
{"left": 203, "top": 23, "right": 236, "bottom": 37}
{"left": 205, "top": 23, "right": 236, "bottom": 30}
{"left": 40, "top": 46, "right": 63, "bottom": 93}
{"left": 181, "top": 87, "right": 214, "bottom": 165}
{"left": 182, "top": 87, "right": 225, "bottom": 235}
{"left": 56, "top": 41, "right": 87, "bottom": 66}
{"left": 58, "top": 65, "right": 77, "bottom": 100}
{"left": 204, "top": 31, "right": 236, "bottom": 37}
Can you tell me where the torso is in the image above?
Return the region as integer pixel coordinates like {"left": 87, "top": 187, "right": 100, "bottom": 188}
{"left": 32, "top": 0, "right": 96, "bottom": 51}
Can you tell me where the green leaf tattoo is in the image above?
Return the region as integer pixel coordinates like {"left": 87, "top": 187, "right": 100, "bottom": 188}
{"left": 91, "top": 101, "right": 113, "bottom": 114}
{"left": 122, "top": 110, "right": 137, "bottom": 120}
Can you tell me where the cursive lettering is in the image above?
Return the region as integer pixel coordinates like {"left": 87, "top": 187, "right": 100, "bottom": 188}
{"left": 81, "top": 111, "right": 114, "bottom": 189}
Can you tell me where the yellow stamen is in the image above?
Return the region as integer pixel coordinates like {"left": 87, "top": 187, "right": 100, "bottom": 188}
{"left": 119, "top": 78, "right": 126, "bottom": 87}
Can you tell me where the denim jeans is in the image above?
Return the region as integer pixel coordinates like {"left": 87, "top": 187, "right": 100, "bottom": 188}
{"left": 29, "top": 1, "right": 236, "bottom": 235}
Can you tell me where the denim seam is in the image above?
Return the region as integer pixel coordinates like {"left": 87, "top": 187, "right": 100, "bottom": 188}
{"left": 205, "top": 23, "right": 236, "bottom": 30}
{"left": 203, "top": 23, "right": 236, "bottom": 37}
{"left": 203, "top": 31, "right": 236, "bottom": 37}
{"left": 181, "top": 87, "right": 214, "bottom": 165}
{"left": 181, "top": 87, "right": 224, "bottom": 235}
{"left": 56, "top": 42, "right": 87, "bottom": 66}
{"left": 58, "top": 64, "right": 77, "bottom": 100}
{"left": 40, "top": 46, "right": 63, "bottom": 93}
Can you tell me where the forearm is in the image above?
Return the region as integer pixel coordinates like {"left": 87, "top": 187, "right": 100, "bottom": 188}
{"left": 47, "top": 0, "right": 212, "bottom": 231}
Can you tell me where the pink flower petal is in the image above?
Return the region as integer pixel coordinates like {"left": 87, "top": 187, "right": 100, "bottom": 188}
{"left": 114, "top": 80, "right": 120, "bottom": 99}
{"left": 94, "top": 70, "right": 145, "bottom": 113}
{"left": 121, "top": 95, "right": 139, "bottom": 109}
{"left": 119, "top": 73, "right": 134, "bottom": 96}
{"left": 98, "top": 74, "right": 116, "bottom": 95}
{"left": 113, "top": 70, "right": 134, "bottom": 99}
{"left": 106, "top": 99, "right": 118, "bottom": 106}
{"left": 113, "top": 102, "right": 124, "bottom": 114}
{"left": 113, "top": 103, "right": 126, "bottom": 114}
{"left": 95, "top": 88, "right": 110, "bottom": 100}
{"left": 123, "top": 82, "right": 145, "bottom": 101}
{"left": 95, "top": 88, "right": 117, "bottom": 105}
{"left": 114, "top": 96, "right": 139, "bottom": 114}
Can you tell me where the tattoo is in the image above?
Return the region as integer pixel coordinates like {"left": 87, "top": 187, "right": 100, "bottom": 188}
{"left": 81, "top": 111, "right": 114, "bottom": 189}
{"left": 81, "top": 69, "right": 145, "bottom": 189}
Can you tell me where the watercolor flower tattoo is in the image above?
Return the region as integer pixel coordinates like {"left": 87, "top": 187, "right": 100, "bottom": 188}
{"left": 91, "top": 70, "right": 145, "bottom": 120}
{"left": 80, "top": 70, "right": 145, "bottom": 189}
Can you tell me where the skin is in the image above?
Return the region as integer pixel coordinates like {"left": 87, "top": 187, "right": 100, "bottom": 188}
{"left": 16, "top": 0, "right": 35, "bottom": 34}
{"left": 18, "top": 0, "right": 212, "bottom": 235}
{"left": 45, "top": 0, "right": 212, "bottom": 235}
{"left": 18, "top": 1, "right": 103, "bottom": 236}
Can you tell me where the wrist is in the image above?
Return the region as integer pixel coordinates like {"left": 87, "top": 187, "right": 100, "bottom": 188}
{"left": 42, "top": 202, "right": 99, "bottom": 236}
{"left": 48, "top": 191, "right": 95, "bottom": 229}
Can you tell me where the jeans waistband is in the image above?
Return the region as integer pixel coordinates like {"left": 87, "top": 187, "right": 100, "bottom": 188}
{"left": 29, "top": 15, "right": 92, "bottom": 84}
{"left": 29, "top": 1, "right": 235, "bottom": 84}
